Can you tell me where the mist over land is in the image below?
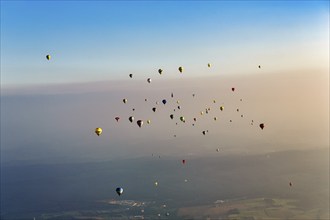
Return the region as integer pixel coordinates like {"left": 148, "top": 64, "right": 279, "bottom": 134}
{"left": 1, "top": 69, "right": 329, "bottom": 219}
{"left": 1, "top": 70, "right": 328, "bottom": 164}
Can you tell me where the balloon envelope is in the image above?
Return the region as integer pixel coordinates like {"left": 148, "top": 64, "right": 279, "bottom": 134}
{"left": 116, "top": 187, "right": 123, "bottom": 196}
{"left": 95, "top": 127, "right": 102, "bottom": 136}
{"left": 137, "top": 120, "right": 143, "bottom": 127}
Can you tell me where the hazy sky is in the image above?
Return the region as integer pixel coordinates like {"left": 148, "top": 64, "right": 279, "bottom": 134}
{"left": 0, "top": 1, "right": 329, "bottom": 164}
{"left": 1, "top": 1, "right": 329, "bottom": 86}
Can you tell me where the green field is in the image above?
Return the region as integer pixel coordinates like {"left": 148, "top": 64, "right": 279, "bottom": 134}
{"left": 178, "top": 197, "right": 330, "bottom": 220}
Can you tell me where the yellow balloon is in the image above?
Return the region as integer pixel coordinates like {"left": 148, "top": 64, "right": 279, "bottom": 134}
{"left": 95, "top": 127, "right": 102, "bottom": 136}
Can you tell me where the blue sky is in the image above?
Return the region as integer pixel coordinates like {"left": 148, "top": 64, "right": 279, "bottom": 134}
{"left": 1, "top": 1, "right": 329, "bottom": 86}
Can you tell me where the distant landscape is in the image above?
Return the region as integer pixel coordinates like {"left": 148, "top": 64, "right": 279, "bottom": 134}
{"left": 1, "top": 148, "right": 328, "bottom": 220}
{"left": 1, "top": 1, "right": 329, "bottom": 219}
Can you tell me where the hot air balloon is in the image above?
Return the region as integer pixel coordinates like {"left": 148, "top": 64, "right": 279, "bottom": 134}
{"left": 46, "top": 54, "right": 51, "bottom": 60}
{"left": 158, "top": 69, "right": 163, "bottom": 74}
{"left": 137, "top": 120, "right": 143, "bottom": 128}
{"left": 152, "top": 107, "right": 157, "bottom": 112}
{"left": 145, "top": 98, "right": 148, "bottom": 102}
{"left": 182, "top": 159, "right": 186, "bottom": 164}
{"left": 214, "top": 117, "right": 217, "bottom": 121}
{"left": 232, "top": 87, "right": 235, "bottom": 92}
{"left": 115, "top": 117, "right": 120, "bottom": 122}
{"left": 237, "top": 108, "right": 239, "bottom": 112}
{"left": 171, "top": 92, "right": 174, "bottom": 98}
{"left": 123, "top": 99, "right": 127, "bottom": 104}
{"left": 170, "top": 114, "right": 174, "bottom": 119}
{"left": 177, "top": 106, "right": 181, "bottom": 110}
{"left": 178, "top": 66, "right": 183, "bottom": 73}
{"left": 289, "top": 182, "right": 292, "bottom": 187}
{"left": 259, "top": 123, "right": 265, "bottom": 130}
{"left": 208, "top": 63, "right": 211, "bottom": 68}
{"left": 216, "top": 148, "right": 220, "bottom": 152}
{"left": 154, "top": 181, "right": 158, "bottom": 186}
{"left": 116, "top": 187, "right": 123, "bottom": 196}
{"left": 176, "top": 100, "right": 180, "bottom": 104}
{"left": 129, "top": 74, "right": 133, "bottom": 78}
{"left": 258, "top": 65, "right": 261, "bottom": 69}
{"left": 95, "top": 127, "right": 102, "bottom": 136}
{"left": 147, "top": 78, "right": 152, "bottom": 83}
{"left": 202, "top": 131, "right": 206, "bottom": 135}
{"left": 162, "top": 99, "right": 167, "bottom": 105}
{"left": 193, "top": 118, "right": 196, "bottom": 121}
{"left": 180, "top": 116, "right": 185, "bottom": 122}
{"left": 213, "top": 100, "right": 216, "bottom": 103}
{"left": 129, "top": 116, "right": 134, "bottom": 123}
{"left": 147, "top": 119, "right": 151, "bottom": 124}
{"left": 220, "top": 106, "right": 224, "bottom": 111}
